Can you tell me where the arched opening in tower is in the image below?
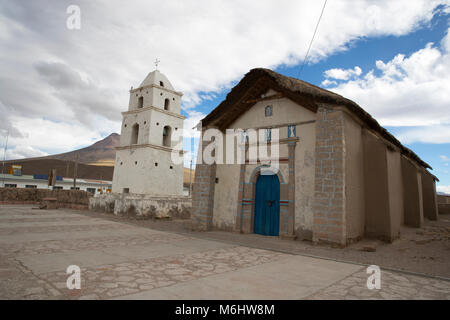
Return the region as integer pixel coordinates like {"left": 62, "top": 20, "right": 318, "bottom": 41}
{"left": 163, "top": 125, "right": 171, "bottom": 147}
{"left": 164, "top": 98, "right": 170, "bottom": 111}
{"left": 131, "top": 123, "right": 139, "bottom": 144}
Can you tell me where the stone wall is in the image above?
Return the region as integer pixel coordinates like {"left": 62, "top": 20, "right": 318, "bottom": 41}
{"left": 191, "top": 134, "right": 217, "bottom": 231}
{"left": 0, "top": 188, "right": 92, "bottom": 210}
{"left": 312, "top": 105, "right": 346, "bottom": 246}
{"left": 89, "top": 193, "right": 191, "bottom": 219}
{"left": 438, "top": 194, "right": 450, "bottom": 215}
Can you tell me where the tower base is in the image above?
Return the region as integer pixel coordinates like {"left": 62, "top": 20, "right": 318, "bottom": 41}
{"left": 89, "top": 193, "right": 191, "bottom": 220}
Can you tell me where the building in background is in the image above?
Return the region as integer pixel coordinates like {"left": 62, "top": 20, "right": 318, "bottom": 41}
{"left": 0, "top": 171, "right": 111, "bottom": 195}
{"left": 8, "top": 165, "right": 22, "bottom": 176}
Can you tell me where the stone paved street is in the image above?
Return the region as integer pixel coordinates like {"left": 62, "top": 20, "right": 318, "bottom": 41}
{"left": 0, "top": 205, "right": 449, "bottom": 300}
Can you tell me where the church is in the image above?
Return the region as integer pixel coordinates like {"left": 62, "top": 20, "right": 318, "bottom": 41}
{"left": 191, "top": 68, "right": 439, "bottom": 246}
{"left": 112, "top": 69, "right": 185, "bottom": 196}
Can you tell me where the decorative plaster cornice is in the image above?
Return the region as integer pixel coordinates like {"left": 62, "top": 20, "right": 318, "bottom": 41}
{"left": 243, "top": 137, "right": 300, "bottom": 147}
{"left": 122, "top": 106, "right": 186, "bottom": 119}
{"left": 231, "top": 120, "right": 315, "bottom": 132}
{"left": 116, "top": 143, "right": 186, "bottom": 154}
{"left": 130, "top": 84, "right": 183, "bottom": 97}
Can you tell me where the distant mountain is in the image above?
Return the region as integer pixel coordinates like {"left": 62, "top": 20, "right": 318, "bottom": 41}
{"left": 1, "top": 134, "right": 120, "bottom": 180}
{"left": 48, "top": 133, "right": 120, "bottom": 166}
{"left": 3, "top": 133, "right": 195, "bottom": 184}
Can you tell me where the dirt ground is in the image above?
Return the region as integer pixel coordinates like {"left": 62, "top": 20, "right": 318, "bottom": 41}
{"left": 78, "top": 210, "right": 450, "bottom": 279}
{"left": 3, "top": 205, "right": 449, "bottom": 300}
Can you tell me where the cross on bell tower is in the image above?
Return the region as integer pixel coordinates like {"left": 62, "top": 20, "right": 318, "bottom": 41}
{"left": 154, "top": 58, "right": 160, "bottom": 71}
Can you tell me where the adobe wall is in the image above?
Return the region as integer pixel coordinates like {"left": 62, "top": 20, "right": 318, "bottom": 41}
{"left": 293, "top": 121, "right": 316, "bottom": 240}
{"left": 0, "top": 188, "right": 92, "bottom": 210}
{"left": 401, "top": 156, "right": 424, "bottom": 228}
{"left": 421, "top": 172, "right": 438, "bottom": 220}
{"left": 386, "top": 148, "right": 403, "bottom": 239}
{"left": 437, "top": 194, "right": 450, "bottom": 204}
{"left": 362, "top": 130, "right": 392, "bottom": 241}
{"left": 343, "top": 112, "right": 365, "bottom": 242}
{"left": 89, "top": 193, "right": 191, "bottom": 219}
{"left": 212, "top": 164, "right": 241, "bottom": 230}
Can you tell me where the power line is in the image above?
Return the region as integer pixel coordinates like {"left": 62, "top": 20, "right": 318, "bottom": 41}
{"left": 297, "top": 0, "right": 328, "bottom": 78}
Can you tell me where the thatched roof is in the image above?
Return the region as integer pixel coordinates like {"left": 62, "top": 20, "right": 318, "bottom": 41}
{"left": 201, "top": 68, "right": 432, "bottom": 170}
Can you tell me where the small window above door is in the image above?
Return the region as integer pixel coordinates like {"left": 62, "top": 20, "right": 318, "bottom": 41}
{"left": 288, "top": 125, "right": 297, "bottom": 138}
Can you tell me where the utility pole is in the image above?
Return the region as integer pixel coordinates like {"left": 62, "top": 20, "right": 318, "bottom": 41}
{"left": 73, "top": 153, "right": 79, "bottom": 189}
{"left": 189, "top": 136, "right": 194, "bottom": 196}
{"left": 66, "top": 161, "right": 70, "bottom": 178}
{"left": 1, "top": 129, "right": 9, "bottom": 188}
{"left": 51, "top": 169, "right": 56, "bottom": 189}
{"left": 189, "top": 159, "right": 193, "bottom": 196}
{"left": 48, "top": 168, "right": 56, "bottom": 190}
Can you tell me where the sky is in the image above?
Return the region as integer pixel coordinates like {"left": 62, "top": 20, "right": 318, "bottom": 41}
{"left": 0, "top": 0, "right": 449, "bottom": 193}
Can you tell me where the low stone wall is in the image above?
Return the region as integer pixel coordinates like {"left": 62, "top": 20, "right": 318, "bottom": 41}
{"left": 89, "top": 193, "right": 192, "bottom": 219}
{"left": 437, "top": 194, "right": 450, "bottom": 215}
{"left": 0, "top": 188, "right": 92, "bottom": 210}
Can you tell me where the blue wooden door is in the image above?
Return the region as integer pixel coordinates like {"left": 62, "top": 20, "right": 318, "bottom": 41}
{"left": 254, "top": 174, "right": 280, "bottom": 236}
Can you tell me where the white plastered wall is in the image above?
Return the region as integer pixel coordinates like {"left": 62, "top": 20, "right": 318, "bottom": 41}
{"left": 112, "top": 71, "right": 184, "bottom": 196}
{"left": 112, "top": 147, "right": 183, "bottom": 195}
{"left": 210, "top": 89, "right": 317, "bottom": 232}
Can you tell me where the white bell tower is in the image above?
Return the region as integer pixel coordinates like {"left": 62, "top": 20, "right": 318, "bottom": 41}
{"left": 112, "top": 69, "right": 185, "bottom": 196}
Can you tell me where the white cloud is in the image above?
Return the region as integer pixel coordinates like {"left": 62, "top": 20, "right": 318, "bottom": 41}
{"left": 5, "top": 146, "right": 48, "bottom": 160}
{"left": 5, "top": 116, "right": 120, "bottom": 158}
{"left": 321, "top": 79, "right": 337, "bottom": 87}
{"left": 395, "top": 124, "right": 450, "bottom": 144}
{"left": 323, "top": 66, "right": 362, "bottom": 81}
{"left": 437, "top": 185, "right": 450, "bottom": 194}
{"left": 181, "top": 111, "right": 205, "bottom": 166}
{"left": 440, "top": 155, "right": 450, "bottom": 167}
{"left": 183, "top": 111, "right": 205, "bottom": 139}
{"left": 323, "top": 27, "right": 450, "bottom": 143}
{"left": 0, "top": 0, "right": 448, "bottom": 158}
{"left": 444, "top": 4, "right": 450, "bottom": 14}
